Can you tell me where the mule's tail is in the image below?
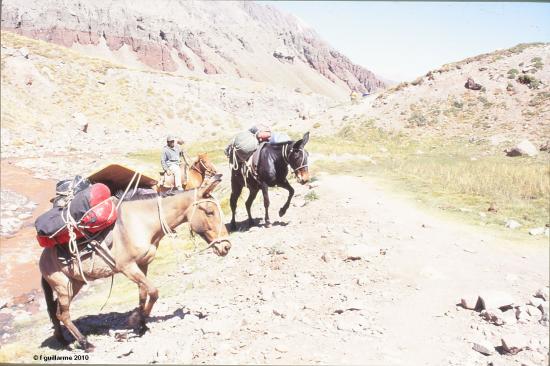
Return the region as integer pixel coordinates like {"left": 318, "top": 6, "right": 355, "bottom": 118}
{"left": 41, "top": 277, "right": 58, "bottom": 325}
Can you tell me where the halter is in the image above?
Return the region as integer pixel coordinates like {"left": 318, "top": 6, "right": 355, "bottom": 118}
{"left": 282, "top": 144, "right": 308, "bottom": 176}
{"left": 157, "top": 190, "right": 229, "bottom": 254}
{"left": 191, "top": 158, "right": 217, "bottom": 178}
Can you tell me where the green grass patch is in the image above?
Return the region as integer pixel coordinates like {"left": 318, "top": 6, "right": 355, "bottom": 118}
{"left": 127, "top": 138, "right": 228, "bottom": 168}
{"left": 309, "top": 123, "right": 550, "bottom": 233}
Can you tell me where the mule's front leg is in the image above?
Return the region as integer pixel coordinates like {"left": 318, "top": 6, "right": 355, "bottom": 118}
{"left": 278, "top": 179, "right": 295, "bottom": 217}
{"left": 123, "top": 263, "right": 158, "bottom": 336}
{"left": 128, "top": 263, "right": 150, "bottom": 335}
{"left": 260, "top": 183, "right": 271, "bottom": 227}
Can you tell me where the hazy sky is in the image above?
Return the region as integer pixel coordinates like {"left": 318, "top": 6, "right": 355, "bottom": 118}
{"left": 267, "top": 1, "right": 550, "bottom": 81}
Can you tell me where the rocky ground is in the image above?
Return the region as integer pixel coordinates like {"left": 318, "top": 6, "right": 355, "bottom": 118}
{"left": 2, "top": 170, "right": 547, "bottom": 365}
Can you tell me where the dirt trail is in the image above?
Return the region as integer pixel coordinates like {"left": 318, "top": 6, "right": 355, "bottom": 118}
{"left": 7, "top": 172, "right": 547, "bottom": 365}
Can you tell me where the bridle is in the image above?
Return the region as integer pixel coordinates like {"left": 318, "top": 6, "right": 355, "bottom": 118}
{"left": 157, "top": 190, "right": 229, "bottom": 255}
{"left": 191, "top": 158, "right": 217, "bottom": 178}
{"left": 282, "top": 143, "right": 308, "bottom": 177}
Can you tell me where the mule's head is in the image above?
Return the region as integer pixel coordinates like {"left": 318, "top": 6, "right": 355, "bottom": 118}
{"left": 288, "top": 132, "right": 310, "bottom": 184}
{"left": 186, "top": 174, "right": 231, "bottom": 256}
{"left": 196, "top": 153, "right": 218, "bottom": 178}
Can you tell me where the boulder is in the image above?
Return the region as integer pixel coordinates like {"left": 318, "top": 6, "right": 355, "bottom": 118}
{"left": 480, "top": 308, "right": 505, "bottom": 326}
{"left": 460, "top": 295, "right": 481, "bottom": 310}
{"left": 534, "top": 288, "right": 549, "bottom": 301}
{"left": 515, "top": 306, "right": 531, "bottom": 323}
{"left": 506, "top": 140, "right": 538, "bottom": 157}
{"left": 344, "top": 244, "right": 378, "bottom": 261}
{"left": 526, "top": 305, "right": 542, "bottom": 318}
{"left": 501, "top": 333, "right": 528, "bottom": 354}
{"left": 18, "top": 47, "right": 29, "bottom": 58}
{"left": 528, "top": 227, "right": 545, "bottom": 236}
{"left": 464, "top": 77, "right": 482, "bottom": 90}
{"left": 538, "top": 302, "right": 549, "bottom": 316}
{"left": 472, "top": 339, "right": 495, "bottom": 355}
{"left": 501, "top": 309, "right": 517, "bottom": 325}
{"left": 528, "top": 297, "right": 545, "bottom": 308}
{"left": 504, "top": 220, "right": 521, "bottom": 229}
{"left": 478, "top": 291, "right": 516, "bottom": 310}
{"left": 72, "top": 112, "right": 89, "bottom": 133}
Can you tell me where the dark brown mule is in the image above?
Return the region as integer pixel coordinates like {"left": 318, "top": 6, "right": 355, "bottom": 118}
{"left": 39, "top": 175, "right": 230, "bottom": 352}
{"left": 157, "top": 153, "right": 217, "bottom": 192}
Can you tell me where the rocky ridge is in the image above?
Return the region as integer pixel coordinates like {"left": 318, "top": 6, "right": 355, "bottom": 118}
{"left": 1, "top": 0, "right": 384, "bottom": 98}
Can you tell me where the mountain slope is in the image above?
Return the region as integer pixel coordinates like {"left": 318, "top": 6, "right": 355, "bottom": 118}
{"left": 0, "top": 0, "right": 384, "bottom": 99}
{"left": 317, "top": 43, "right": 550, "bottom": 146}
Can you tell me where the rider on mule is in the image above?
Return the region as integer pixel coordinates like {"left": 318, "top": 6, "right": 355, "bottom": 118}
{"left": 161, "top": 135, "right": 189, "bottom": 191}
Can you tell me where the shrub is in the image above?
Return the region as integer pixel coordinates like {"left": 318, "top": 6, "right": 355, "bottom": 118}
{"left": 305, "top": 191, "right": 319, "bottom": 202}
{"left": 517, "top": 74, "right": 541, "bottom": 89}
{"left": 407, "top": 112, "right": 428, "bottom": 127}
{"left": 507, "top": 69, "right": 519, "bottom": 79}
{"left": 452, "top": 100, "right": 464, "bottom": 109}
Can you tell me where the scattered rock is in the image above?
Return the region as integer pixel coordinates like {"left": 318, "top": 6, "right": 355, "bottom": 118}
{"left": 504, "top": 220, "right": 521, "bottom": 229}
{"left": 464, "top": 77, "right": 482, "bottom": 91}
{"left": 472, "top": 339, "right": 495, "bottom": 355}
{"left": 18, "top": 47, "right": 29, "bottom": 59}
{"left": 538, "top": 302, "right": 549, "bottom": 316}
{"left": 487, "top": 203, "right": 498, "bottom": 212}
{"left": 275, "top": 345, "right": 288, "bottom": 353}
{"left": 344, "top": 244, "right": 378, "bottom": 261}
{"left": 528, "top": 227, "right": 545, "bottom": 236}
{"left": 481, "top": 308, "right": 505, "bottom": 326}
{"left": 526, "top": 305, "right": 542, "bottom": 318}
{"left": 478, "top": 291, "right": 515, "bottom": 310}
{"left": 501, "top": 309, "right": 517, "bottom": 325}
{"left": 501, "top": 333, "right": 527, "bottom": 354}
{"left": 515, "top": 306, "right": 531, "bottom": 323}
{"left": 528, "top": 297, "right": 544, "bottom": 308}
{"left": 505, "top": 140, "right": 538, "bottom": 157}
{"left": 460, "top": 295, "right": 481, "bottom": 310}
{"left": 534, "top": 288, "right": 549, "bottom": 301}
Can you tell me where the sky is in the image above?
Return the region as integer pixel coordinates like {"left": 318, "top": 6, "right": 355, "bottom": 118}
{"left": 266, "top": 1, "right": 550, "bottom": 81}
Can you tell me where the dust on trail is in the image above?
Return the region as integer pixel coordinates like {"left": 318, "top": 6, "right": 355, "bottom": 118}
{"left": 7, "top": 172, "right": 547, "bottom": 365}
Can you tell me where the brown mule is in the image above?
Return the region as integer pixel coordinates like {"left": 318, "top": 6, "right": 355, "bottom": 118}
{"left": 157, "top": 153, "right": 217, "bottom": 192}
{"left": 39, "top": 175, "right": 231, "bottom": 352}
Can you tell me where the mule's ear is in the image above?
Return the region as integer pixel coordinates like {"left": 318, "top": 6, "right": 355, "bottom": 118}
{"left": 201, "top": 173, "right": 222, "bottom": 197}
{"left": 293, "top": 132, "right": 310, "bottom": 151}
{"left": 302, "top": 132, "right": 310, "bottom": 145}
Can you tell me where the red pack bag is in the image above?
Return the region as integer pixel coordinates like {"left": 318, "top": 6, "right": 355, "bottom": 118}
{"left": 36, "top": 183, "right": 117, "bottom": 248}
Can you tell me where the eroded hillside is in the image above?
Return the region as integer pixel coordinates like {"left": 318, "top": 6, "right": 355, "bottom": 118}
{"left": 0, "top": 31, "right": 332, "bottom": 158}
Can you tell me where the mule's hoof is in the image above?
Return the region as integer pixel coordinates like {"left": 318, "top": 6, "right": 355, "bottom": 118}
{"left": 279, "top": 208, "right": 287, "bottom": 217}
{"left": 265, "top": 221, "right": 272, "bottom": 228}
{"left": 128, "top": 310, "right": 143, "bottom": 328}
{"left": 247, "top": 219, "right": 255, "bottom": 228}
{"left": 81, "top": 340, "right": 95, "bottom": 353}
{"left": 137, "top": 324, "right": 150, "bottom": 336}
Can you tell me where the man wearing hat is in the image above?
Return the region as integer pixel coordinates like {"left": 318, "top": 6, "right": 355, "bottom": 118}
{"left": 161, "top": 135, "right": 187, "bottom": 191}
